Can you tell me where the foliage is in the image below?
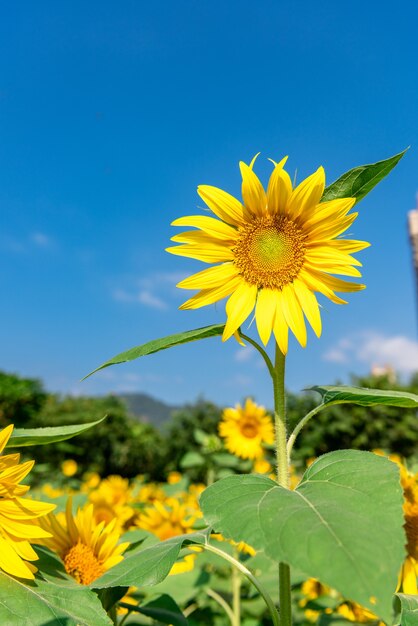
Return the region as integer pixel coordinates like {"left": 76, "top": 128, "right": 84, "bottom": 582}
{"left": 29, "top": 394, "right": 166, "bottom": 479}
{"left": 0, "top": 370, "right": 47, "bottom": 428}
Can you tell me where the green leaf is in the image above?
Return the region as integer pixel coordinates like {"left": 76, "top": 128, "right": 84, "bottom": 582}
{"left": 0, "top": 549, "right": 112, "bottom": 626}
{"left": 211, "top": 452, "right": 240, "bottom": 468}
{"left": 321, "top": 148, "right": 407, "bottom": 204}
{"left": 310, "top": 385, "right": 418, "bottom": 409}
{"left": 180, "top": 451, "right": 205, "bottom": 468}
{"left": 396, "top": 594, "right": 418, "bottom": 626}
{"left": 93, "top": 530, "right": 210, "bottom": 589}
{"left": 6, "top": 417, "right": 106, "bottom": 448}
{"left": 83, "top": 324, "right": 225, "bottom": 379}
{"left": 123, "top": 593, "right": 189, "bottom": 626}
{"left": 200, "top": 450, "right": 405, "bottom": 624}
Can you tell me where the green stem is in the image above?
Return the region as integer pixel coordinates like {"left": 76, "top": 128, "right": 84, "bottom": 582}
{"left": 202, "top": 543, "right": 280, "bottom": 626}
{"left": 239, "top": 331, "right": 275, "bottom": 378}
{"left": 232, "top": 548, "right": 242, "bottom": 626}
{"left": 207, "top": 589, "right": 235, "bottom": 625}
{"left": 272, "top": 343, "right": 292, "bottom": 626}
{"left": 286, "top": 404, "right": 325, "bottom": 461}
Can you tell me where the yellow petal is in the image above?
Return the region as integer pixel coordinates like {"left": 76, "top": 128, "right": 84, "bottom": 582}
{"left": 401, "top": 557, "right": 418, "bottom": 593}
{"left": 281, "top": 284, "right": 307, "bottom": 347}
{"left": 170, "top": 231, "right": 235, "bottom": 245}
{"left": 0, "top": 536, "right": 35, "bottom": 579}
{"left": 319, "top": 274, "right": 366, "bottom": 294}
{"left": 177, "top": 263, "right": 238, "bottom": 290}
{"left": 305, "top": 247, "right": 362, "bottom": 267}
{"left": 304, "top": 262, "right": 362, "bottom": 278}
{"left": 306, "top": 212, "right": 359, "bottom": 242}
{"left": 171, "top": 215, "right": 238, "bottom": 240}
{"left": 0, "top": 425, "right": 14, "bottom": 454}
{"left": 0, "top": 498, "right": 55, "bottom": 519}
{"left": 328, "top": 239, "right": 371, "bottom": 254}
{"left": 223, "top": 283, "right": 258, "bottom": 341}
{"left": 255, "top": 289, "right": 277, "bottom": 346}
{"left": 273, "top": 293, "right": 289, "bottom": 355}
{"left": 166, "top": 244, "right": 233, "bottom": 263}
{"left": 180, "top": 276, "right": 242, "bottom": 310}
{"left": 299, "top": 269, "right": 348, "bottom": 305}
{"left": 239, "top": 161, "right": 267, "bottom": 216}
{"left": 304, "top": 198, "right": 355, "bottom": 229}
{"left": 267, "top": 157, "right": 292, "bottom": 215}
{"left": 288, "top": 167, "right": 325, "bottom": 220}
{"left": 293, "top": 279, "right": 322, "bottom": 338}
{"left": 197, "top": 185, "right": 249, "bottom": 226}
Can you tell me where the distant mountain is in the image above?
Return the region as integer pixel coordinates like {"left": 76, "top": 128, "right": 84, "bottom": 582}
{"left": 118, "top": 392, "right": 180, "bottom": 428}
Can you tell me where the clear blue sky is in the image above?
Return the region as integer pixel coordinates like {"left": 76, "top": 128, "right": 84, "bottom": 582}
{"left": 1, "top": 1, "right": 417, "bottom": 408}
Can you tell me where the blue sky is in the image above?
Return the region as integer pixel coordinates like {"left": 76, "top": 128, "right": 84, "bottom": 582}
{"left": 1, "top": 1, "right": 417, "bottom": 408}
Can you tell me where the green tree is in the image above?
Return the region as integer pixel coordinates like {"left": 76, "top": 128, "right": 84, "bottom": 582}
{"left": 0, "top": 371, "right": 47, "bottom": 428}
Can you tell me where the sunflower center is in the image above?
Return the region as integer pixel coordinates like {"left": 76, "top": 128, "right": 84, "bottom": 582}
{"left": 64, "top": 541, "right": 105, "bottom": 585}
{"left": 240, "top": 417, "right": 260, "bottom": 439}
{"left": 233, "top": 216, "right": 305, "bottom": 288}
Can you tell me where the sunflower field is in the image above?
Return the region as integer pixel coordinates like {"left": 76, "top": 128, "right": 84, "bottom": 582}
{"left": 1, "top": 151, "right": 418, "bottom": 626}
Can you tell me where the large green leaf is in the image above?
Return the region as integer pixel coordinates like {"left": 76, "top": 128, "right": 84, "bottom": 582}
{"left": 83, "top": 324, "right": 225, "bottom": 379}
{"left": 6, "top": 417, "right": 106, "bottom": 448}
{"left": 396, "top": 594, "right": 418, "bottom": 626}
{"left": 321, "top": 148, "right": 407, "bottom": 204}
{"left": 93, "top": 530, "right": 210, "bottom": 589}
{"left": 310, "top": 385, "right": 418, "bottom": 409}
{"left": 0, "top": 548, "right": 112, "bottom": 626}
{"left": 121, "top": 593, "right": 189, "bottom": 626}
{"left": 200, "top": 450, "right": 405, "bottom": 624}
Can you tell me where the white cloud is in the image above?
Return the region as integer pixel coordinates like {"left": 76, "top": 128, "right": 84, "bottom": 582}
{"left": 234, "top": 347, "right": 254, "bottom": 363}
{"left": 323, "top": 331, "right": 418, "bottom": 374}
{"left": 31, "top": 232, "right": 52, "bottom": 247}
{"left": 111, "top": 271, "right": 187, "bottom": 310}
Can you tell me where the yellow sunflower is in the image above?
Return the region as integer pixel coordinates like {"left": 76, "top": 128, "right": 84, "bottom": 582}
{"left": 136, "top": 497, "right": 199, "bottom": 541}
{"left": 219, "top": 398, "right": 274, "bottom": 460}
{"left": 0, "top": 424, "right": 56, "bottom": 579}
{"left": 39, "top": 498, "right": 129, "bottom": 585}
{"left": 167, "top": 155, "right": 368, "bottom": 351}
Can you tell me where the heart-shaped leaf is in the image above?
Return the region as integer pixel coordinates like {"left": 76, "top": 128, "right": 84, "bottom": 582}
{"left": 200, "top": 450, "right": 405, "bottom": 624}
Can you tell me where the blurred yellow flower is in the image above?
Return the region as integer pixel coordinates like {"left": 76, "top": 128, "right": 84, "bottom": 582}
{"left": 88, "top": 475, "right": 135, "bottom": 530}
{"left": 168, "top": 155, "right": 367, "bottom": 351}
{"left": 137, "top": 497, "right": 198, "bottom": 541}
{"left": 39, "top": 498, "right": 129, "bottom": 585}
{"left": 61, "top": 459, "right": 78, "bottom": 477}
{"left": 253, "top": 457, "right": 272, "bottom": 474}
{"left": 0, "top": 424, "right": 55, "bottom": 579}
{"left": 167, "top": 471, "right": 182, "bottom": 485}
{"left": 337, "top": 602, "right": 383, "bottom": 624}
{"left": 219, "top": 398, "right": 274, "bottom": 460}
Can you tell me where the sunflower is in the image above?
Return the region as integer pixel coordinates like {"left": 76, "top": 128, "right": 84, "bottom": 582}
{"left": 167, "top": 155, "right": 368, "bottom": 351}
{"left": 88, "top": 475, "right": 135, "bottom": 530}
{"left": 219, "top": 398, "right": 274, "bottom": 460}
{"left": 136, "top": 497, "right": 198, "bottom": 541}
{"left": 39, "top": 498, "right": 129, "bottom": 585}
{"left": 0, "top": 424, "right": 56, "bottom": 579}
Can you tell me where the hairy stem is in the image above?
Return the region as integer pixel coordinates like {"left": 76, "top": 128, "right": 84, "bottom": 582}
{"left": 273, "top": 344, "right": 292, "bottom": 626}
